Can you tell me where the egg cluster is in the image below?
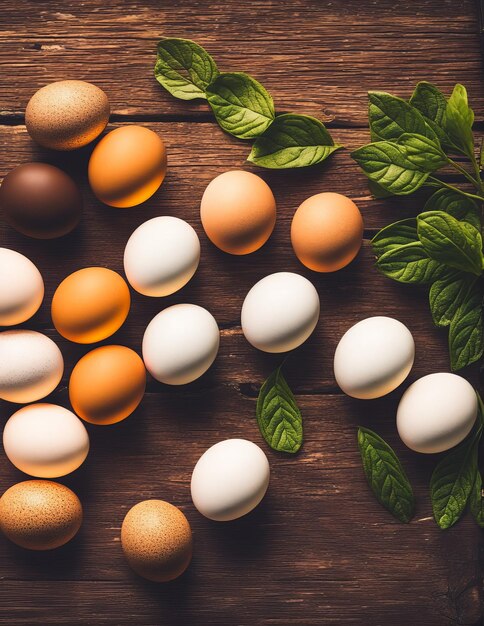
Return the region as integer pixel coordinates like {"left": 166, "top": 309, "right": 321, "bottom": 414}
{"left": 0, "top": 80, "right": 477, "bottom": 582}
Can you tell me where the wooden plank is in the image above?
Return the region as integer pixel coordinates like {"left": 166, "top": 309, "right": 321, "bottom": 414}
{"left": 0, "top": 393, "right": 481, "bottom": 626}
{"left": 0, "top": 0, "right": 482, "bottom": 123}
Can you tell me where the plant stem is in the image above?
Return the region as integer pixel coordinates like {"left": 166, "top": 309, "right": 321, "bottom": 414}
{"left": 427, "top": 176, "right": 484, "bottom": 203}
{"left": 446, "top": 158, "right": 480, "bottom": 188}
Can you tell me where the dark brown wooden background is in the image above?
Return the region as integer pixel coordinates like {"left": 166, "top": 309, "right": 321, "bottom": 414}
{"left": 0, "top": 1, "right": 483, "bottom": 624}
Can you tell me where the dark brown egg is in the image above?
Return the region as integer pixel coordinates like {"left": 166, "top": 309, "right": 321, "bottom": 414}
{"left": 0, "top": 163, "right": 82, "bottom": 239}
{"left": 0, "top": 480, "right": 82, "bottom": 550}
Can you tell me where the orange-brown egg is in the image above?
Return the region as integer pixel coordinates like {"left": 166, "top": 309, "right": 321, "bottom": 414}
{"left": 88, "top": 126, "right": 167, "bottom": 208}
{"left": 69, "top": 345, "right": 146, "bottom": 425}
{"left": 0, "top": 480, "right": 82, "bottom": 550}
{"left": 200, "top": 170, "right": 276, "bottom": 255}
{"left": 291, "top": 192, "right": 364, "bottom": 272}
{"left": 121, "top": 500, "right": 193, "bottom": 582}
{"left": 52, "top": 267, "right": 130, "bottom": 344}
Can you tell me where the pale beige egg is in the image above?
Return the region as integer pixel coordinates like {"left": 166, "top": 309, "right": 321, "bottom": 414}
{"left": 25, "top": 80, "right": 110, "bottom": 151}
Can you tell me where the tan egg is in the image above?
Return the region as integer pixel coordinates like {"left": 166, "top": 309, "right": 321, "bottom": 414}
{"left": 291, "top": 192, "right": 364, "bottom": 272}
{"left": 200, "top": 170, "right": 276, "bottom": 255}
{"left": 0, "top": 480, "right": 82, "bottom": 550}
{"left": 25, "top": 80, "right": 110, "bottom": 151}
{"left": 121, "top": 500, "right": 193, "bottom": 582}
{"left": 88, "top": 126, "right": 167, "bottom": 208}
{"left": 69, "top": 345, "right": 146, "bottom": 425}
{"left": 52, "top": 267, "right": 130, "bottom": 344}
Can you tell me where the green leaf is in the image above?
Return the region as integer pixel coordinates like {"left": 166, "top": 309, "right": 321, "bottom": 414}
{"left": 444, "top": 84, "right": 475, "bottom": 159}
{"left": 368, "top": 91, "right": 435, "bottom": 142}
{"left": 368, "top": 180, "right": 395, "bottom": 199}
{"left": 256, "top": 366, "right": 303, "bottom": 454}
{"left": 469, "top": 469, "right": 484, "bottom": 527}
{"left": 154, "top": 38, "right": 219, "bottom": 100}
{"left": 206, "top": 72, "right": 275, "bottom": 139}
{"left": 351, "top": 141, "right": 429, "bottom": 195}
{"left": 247, "top": 113, "right": 342, "bottom": 169}
{"left": 423, "top": 188, "right": 481, "bottom": 231}
{"left": 449, "top": 279, "right": 483, "bottom": 370}
{"left": 357, "top": 427, "right": 415, "bottom": 523}
{"left": 430, "top": 422, "right": 481, "bottom": 529}
{"left": 371, "top": 218, "right": 418, "bottom": 257}
{"left": 397, "top": 133, "right": 447, "bottom": 172}
{"left": 429, "top": 271, "right": 476, "bottom": 327}
{"left": 479, "top": 138, "right": 484, "bottom": 170}
{"left": 409, "top": 82, "right": 447, "bottom": 126}
{"left": 417, "top": 211, "right": 483, "bottom": 276}
{"left": 375, "top": 241, "right": 443, "bottom": 284}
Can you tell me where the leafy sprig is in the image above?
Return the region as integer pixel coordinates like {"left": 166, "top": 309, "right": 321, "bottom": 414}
{"left": 154, "top": 38, "right": 342, "bottom": 169}
{"left": 353, "top": 82, "right": 483, "bottom": 371}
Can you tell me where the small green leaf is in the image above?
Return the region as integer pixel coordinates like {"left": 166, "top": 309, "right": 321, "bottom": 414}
{"left": 469, "top": 469, "right": 484, "bottom": 528}
{"left": 371, "top": 218, "right": 418, "bottom": 257}
{"left": 430, "top": 421, "right": 482, "bottom": 529}
{"left": 154, "top": 38, "right": 219, "bottom": 100}
{"left": 206, "top": 72, "right": 275, "bottom": 139}
{"left": 423, "top": 188, "right": 481, "bottom": 231}
{"left": 357, "top": 427, "right": 415, "bottom": 523}
{"left": 256, "top": 366, "right": 303, "bottom": 454}
{"left": 351, "top": 142, "right": 429, "bottom": 195}
{"left": 397, "top": 133, "right": 447, "bottom": 172}
{"left": 409, "top": 82, "right": 447, "bottom": 126}
{"left": 449, "top": 279, "right": 483, "bottom": 370}
{"left": 247, "top": 113, "right": 342, "bottom": 169}
{"left": 375, "top": 241, "right": 443, "bottom": 284}
{"left": 444, "top": 84, "right": 475, "bottom": 159}
{"left": 368, "top": 91, "right": 435, "bottom": 142}
{"left": 479, "top": 138, "right": 484, "bottom": 170}
{"left": 429, "top": 271, "right": 476, "bottom": 327}
{"left": 417, "top": 211, "right": 483, "bottom": 276}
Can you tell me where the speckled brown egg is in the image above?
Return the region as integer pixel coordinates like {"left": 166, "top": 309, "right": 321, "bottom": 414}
{"left": 121, "top": 500, "right": 192, "bottom": 582}
{"left": 25, "top": 80, "right": 110, "bottom": 151}
{"left": 0, "top": 480, "right": 82, "bottom": 550}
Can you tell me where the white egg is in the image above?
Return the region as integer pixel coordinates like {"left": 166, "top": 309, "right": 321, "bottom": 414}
{"left": 334, "top": 316, "right": 415, "bottom": 399}
{"left": 191, "top": 439, "right": 270, "bottom": 521}
{"left": 142, "top": 304, "right": 219, "bottom": 385}
{"left": 0, "top": 330, "right": 64, "bottom": 403}
{"left": 124, "top": 216, "right": 200, "bottom": 297}
{"left": 3, "top": 403, "right": 89, "bottom": 477}
{"left": 241, "top": 272, "right": 320, "bottom": 353}
{"left": 396, "top": 373, "right": 477, "bottom": 454}
{"left": 0, "top": 248, "right": 44, "bottom": 325}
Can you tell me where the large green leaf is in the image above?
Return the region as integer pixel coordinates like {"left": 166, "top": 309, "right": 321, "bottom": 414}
{"left": 417, "top": 211, "right": 483, "bottom": 276}
{"left": 409, "top": 81, "right": 455, "bottom": 151}
{"left": 429, "top": 271, "right": 477, "bottom": 327}
{"left": 371, "top": 218, "right": 418, "bottom": 257}
{"left": 154, "top": 38, "right": 219, "bottom": 100}
{"left": 351, "top": 141, "right": 429, "bottom": 195}
{"left": 375, "top": 241, "right": 443, "bottom": 284}
{"left": 206, "top": 72, "right": 275, "bottom": 139}
{"left": 423, "top": 188, "right": 481, "bottom": 231}
{"left": 448, "top": 279, "right": 484, "bottom": 370}
{"left": 247, "top": 113, "right": 342, "bottom": 168}
{"left": 397, "top": 133, "right": 447, "bottom": 172}
{"left": 358, "top": 427, "right": 415, "bottom": 523}
{"left": 368, "top": 91, "right": 435, "bottom": 142}
{"left": 256, "top": 366, "right": 303, "bottom": 454}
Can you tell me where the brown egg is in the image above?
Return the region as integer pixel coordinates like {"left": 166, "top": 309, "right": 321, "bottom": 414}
{"left": 52, "top": 267, "right": 130, "bottom": 344}
{"left": 0, "top": 480, "right": 82, "bottom": 550}
{"left": 121, "top": 500, "right": 193, "bottom": 582}
{"left": 200, "top": 170, "right": 276, "bottom": 255}
{"left": 291, "top": 192, "right": 364, "bottom": 272}
{"left": 25, "top": 80, "right": 110, "bottom": 151}
{"left": 69, "top": 345, "right": 146, "bottom": 425}
{"left": 88, "top": 126, "right": 167, "bottom": 208}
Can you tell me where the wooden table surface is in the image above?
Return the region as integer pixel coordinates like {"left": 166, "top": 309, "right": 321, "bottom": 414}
{"left": 0, "top": 1, "right": 483, "bottom": 624}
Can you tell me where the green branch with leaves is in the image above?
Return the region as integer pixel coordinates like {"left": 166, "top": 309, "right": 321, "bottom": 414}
{"left": 154, "top": 38, "right": 342, "bottom": 169}
{"left": 351, "top": 82, "right": 483, "bottom": 371}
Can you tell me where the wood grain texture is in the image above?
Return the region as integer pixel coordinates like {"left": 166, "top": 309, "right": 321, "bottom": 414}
{"left": 0, "top": 1, "right": 483, "bottom": 625}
